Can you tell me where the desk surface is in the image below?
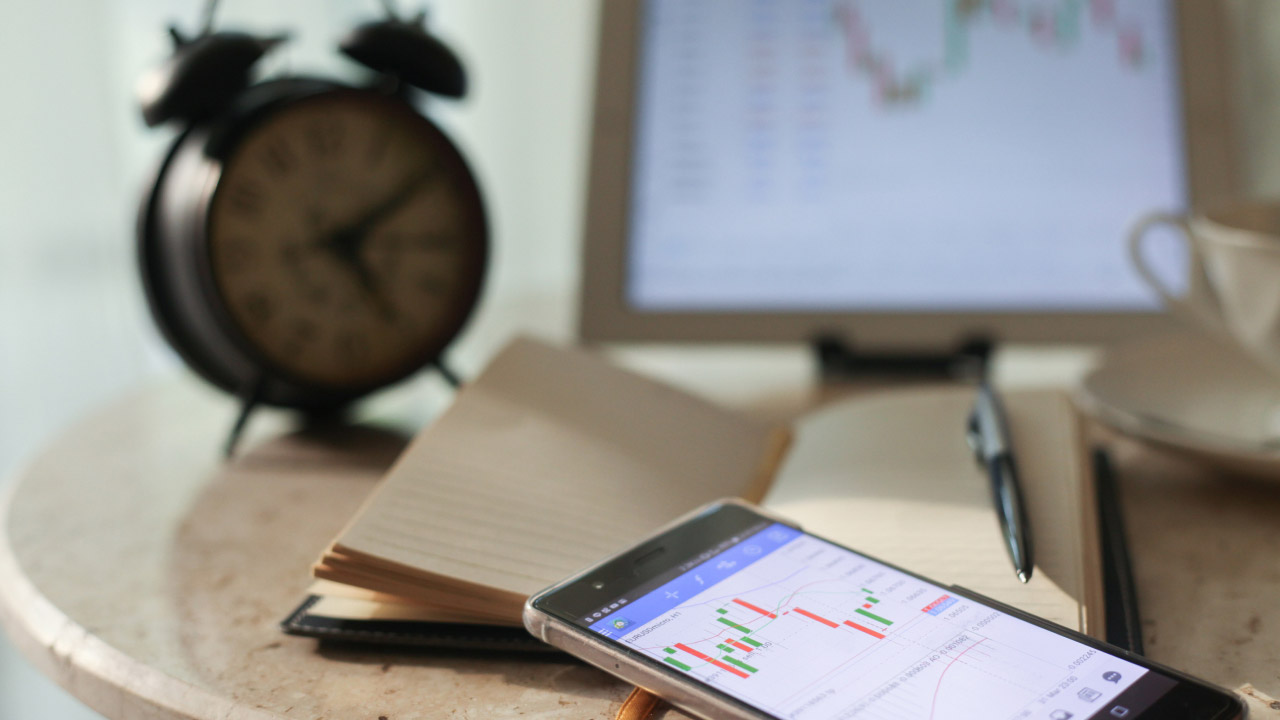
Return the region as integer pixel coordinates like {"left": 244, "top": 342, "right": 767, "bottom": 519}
{"left": 1, "top": 372, "right": 1278, "bottom": 720}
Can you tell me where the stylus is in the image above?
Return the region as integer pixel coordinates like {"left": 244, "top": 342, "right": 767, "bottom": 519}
{"left": 966, "top": 382, "right": 1035, "bottom": 583}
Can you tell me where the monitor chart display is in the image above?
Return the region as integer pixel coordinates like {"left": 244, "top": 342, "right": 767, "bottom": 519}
{"left": 626, "top": 0, "right": 1186, "bottom": 313}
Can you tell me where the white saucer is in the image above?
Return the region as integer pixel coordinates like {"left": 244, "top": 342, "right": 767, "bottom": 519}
{"left": 1078, "top": 330, "right": 1280, "bottom": 477}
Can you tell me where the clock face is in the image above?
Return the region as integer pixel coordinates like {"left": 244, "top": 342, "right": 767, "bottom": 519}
{"left": 205, "top": 90, "right": 486, "bottom": 390}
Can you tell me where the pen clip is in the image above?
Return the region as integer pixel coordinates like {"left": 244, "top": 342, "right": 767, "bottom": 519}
{"left": 965, "top": 409, "right": 983, "bottom": 465}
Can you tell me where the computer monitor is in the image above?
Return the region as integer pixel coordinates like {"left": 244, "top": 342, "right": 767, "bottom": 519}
{"left": 580, "top": 0, "right": 1239, "bottom": 347}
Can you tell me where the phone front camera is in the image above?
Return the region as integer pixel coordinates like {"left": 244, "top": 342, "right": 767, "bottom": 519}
{"left": 591, "top": 580, "right": 606, "bottom": 590}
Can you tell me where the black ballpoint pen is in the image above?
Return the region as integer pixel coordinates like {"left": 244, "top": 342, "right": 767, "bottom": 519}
{"left": 966, "top": 381, "right": 1035, "bottom": 583}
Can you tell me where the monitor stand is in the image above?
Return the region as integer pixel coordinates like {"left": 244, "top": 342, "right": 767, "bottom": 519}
{"left": 812, "top": 334, "right": 993, "bottom": 382}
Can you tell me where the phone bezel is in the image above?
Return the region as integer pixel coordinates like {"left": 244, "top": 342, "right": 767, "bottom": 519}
{"left": 525, "top": 500, "right": 1245, "bottom": 720}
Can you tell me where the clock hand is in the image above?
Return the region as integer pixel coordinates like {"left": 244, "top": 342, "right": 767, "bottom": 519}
{"left": 349, "top": 257, "right": 398, "bottom": 322}
{"left": 327, "top": 165, "right": 437, "bottom": 256}
{"left": 320, "top": 165, "right": 438, "bottom": 320}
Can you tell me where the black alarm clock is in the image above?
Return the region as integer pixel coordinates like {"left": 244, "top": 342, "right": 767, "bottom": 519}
{"left": 137, "top": 4, "right": 487, "bottom": 452}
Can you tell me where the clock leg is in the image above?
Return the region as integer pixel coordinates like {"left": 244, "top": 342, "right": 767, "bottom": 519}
{"left": 433, "top": 357, "right": 463, "bottom": 389}
{"left": 223, "top": 376, "right": 266, "bottom": 459}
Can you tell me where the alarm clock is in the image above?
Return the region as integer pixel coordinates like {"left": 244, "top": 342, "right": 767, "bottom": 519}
{"left": 136, "top": 5, "right": 487, "bottom": 448}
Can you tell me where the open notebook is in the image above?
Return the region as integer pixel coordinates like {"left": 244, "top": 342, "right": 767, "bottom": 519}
{"left": 291, "top": 337, "right": 1101, "bottom": 646}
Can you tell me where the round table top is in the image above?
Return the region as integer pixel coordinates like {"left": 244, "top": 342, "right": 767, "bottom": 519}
{"left": 2, "top": 379, "right": 1279, "bottom": 720}
{"left": 0, "top": 381, "right": 640, "bottom": 720}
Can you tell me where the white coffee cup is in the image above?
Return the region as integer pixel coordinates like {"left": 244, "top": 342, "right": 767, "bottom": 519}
{"left": 1129, "top": 201, "right": 1280, "bottom": 374}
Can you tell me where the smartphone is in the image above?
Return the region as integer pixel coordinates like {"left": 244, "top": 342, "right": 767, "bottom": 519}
{"left": 524, "top": 499, "right": 1245, "bottom": 720}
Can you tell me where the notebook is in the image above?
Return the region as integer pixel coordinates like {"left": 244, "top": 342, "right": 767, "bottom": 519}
{"left": 288, "top": 337, "right": 1101, "bottom": 647}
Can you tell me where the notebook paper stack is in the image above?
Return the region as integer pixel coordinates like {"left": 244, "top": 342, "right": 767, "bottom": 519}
{"left": 303, "top": 338, "right": 790, "bottom": 631}
{"left": 288, "top": 337, "right": 1103, "bottom": 647}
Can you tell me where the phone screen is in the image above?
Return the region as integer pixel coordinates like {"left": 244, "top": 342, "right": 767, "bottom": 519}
{"left": 554, "top": 515, "right": 1205, "bottom": 720}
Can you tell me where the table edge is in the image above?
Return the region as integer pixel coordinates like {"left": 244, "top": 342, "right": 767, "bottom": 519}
{"left": 0, "top": 468, "right": 284, "bottom": 720}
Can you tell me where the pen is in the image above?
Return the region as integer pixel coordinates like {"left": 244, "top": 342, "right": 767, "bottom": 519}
{"left": 1093, "top": 447, "right": 1143, "bottom": 654}
{"left": 966, "top": 381, "right": 1035, "bottom": 583}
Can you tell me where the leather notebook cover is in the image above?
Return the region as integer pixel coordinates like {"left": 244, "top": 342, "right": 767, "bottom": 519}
{"left": 281, "top": 595, "right": 559, "bottom": 652}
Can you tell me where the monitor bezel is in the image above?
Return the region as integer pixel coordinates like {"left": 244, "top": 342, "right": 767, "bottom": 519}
{"left": 579, "top": 0, "right": 1240, "bottom": 347}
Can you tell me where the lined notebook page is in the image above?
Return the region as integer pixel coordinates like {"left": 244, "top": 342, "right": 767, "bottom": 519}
{"left": 325, "top": 337, "right": 790, "bottom": 606}
{"left": 763, "top": 387, "right": 1101, "bottom": 635}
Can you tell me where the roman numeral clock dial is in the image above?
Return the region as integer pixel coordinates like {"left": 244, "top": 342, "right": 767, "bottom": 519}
{"left": 207, "top": 92, "right": 484, "bottom": 390}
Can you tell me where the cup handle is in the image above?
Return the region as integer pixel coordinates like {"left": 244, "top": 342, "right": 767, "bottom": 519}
{"left": 1127, "top": 212, "right": 1226, "bottom": 331}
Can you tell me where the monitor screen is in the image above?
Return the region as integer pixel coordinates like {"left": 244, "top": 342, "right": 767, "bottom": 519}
{"left": 625, "top": 0, "right": 1187, "bottom": 313}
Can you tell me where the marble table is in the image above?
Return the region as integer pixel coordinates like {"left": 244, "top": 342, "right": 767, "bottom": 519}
{"left": 1, "top": 378, "right": 1278, "bottom": 719}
